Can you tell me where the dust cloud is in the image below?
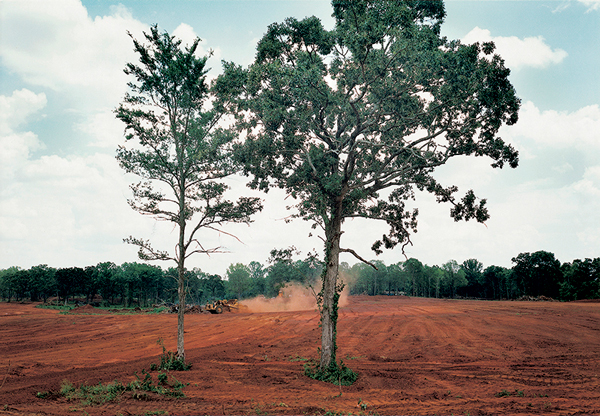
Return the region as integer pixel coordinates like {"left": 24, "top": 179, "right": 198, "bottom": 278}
{"left": 240, "top": 280, "right": 350, "bottom": 313}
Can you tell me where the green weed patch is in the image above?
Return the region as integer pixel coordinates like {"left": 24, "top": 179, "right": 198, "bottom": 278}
{"left": 58, "top": 370, "right": 186, "bottom": 406}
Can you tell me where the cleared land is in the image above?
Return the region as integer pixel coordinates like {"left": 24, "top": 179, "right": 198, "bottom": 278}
{"left": 0, "top": 296, "right": 599, "bottom": 415}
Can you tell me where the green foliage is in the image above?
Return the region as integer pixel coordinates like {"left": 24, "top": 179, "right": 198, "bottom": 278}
{"left": 495, "top": 389, "right": 511, "bottom": 398}
{"left": 304, "top": 358, "right": 357, "bottom": 386}
{"left": 262, "top": 247, "right": 321, "bottom": 297}
{"left": 55, "top": 267, "right": 86, "bottom": 303}
{"left": 36, "top": 304, "right": 73, "bottom": 311}
{"left": 157, "top": 372, "right": 168, "bottom": 384}
{"left": 4, "top": 251, "right": 599, "bottom": 305}
{"left": 358, "top": 398, "right": 369, "bottom": 411}
{"left": 226, "top": 263, "right": 252, "bottom": 299}
{"left": 512, "top": 251, "right": 562, "bottom": 298}
{"left": 60, "top": 378, "right": 126, "bottom": 405}
{"left": 116, "top": 24, "right": 262, "bottom": 264}
{"left": 153, "top": 338, "right": 191, "bottom": 371}
{"left": 495, "top": 389, "right": 524, "bottom": 398}
{"left": 60, "top": 380, "right": 76, "bottom": 396}
{"left": 0, "top": 264, "right": 56, "bottom": 302}
{"left": 60, "top": 370, "right": 186, "bottom": 406}
{"left": 560, "top": 258, "right": 600, "bottom": 301}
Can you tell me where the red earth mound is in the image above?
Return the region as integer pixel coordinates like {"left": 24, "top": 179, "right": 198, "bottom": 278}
{"left": 0, "top": 296, "right": 599, "bottom": 415}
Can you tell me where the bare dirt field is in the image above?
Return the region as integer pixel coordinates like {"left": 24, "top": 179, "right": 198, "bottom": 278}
{"left": 0, "top": 296, "right": 599, "bottom": 415}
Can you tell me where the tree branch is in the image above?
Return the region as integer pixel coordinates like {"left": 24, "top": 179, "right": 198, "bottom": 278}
{"left": 340, "top": 247, "right": 378, "bottom": 270}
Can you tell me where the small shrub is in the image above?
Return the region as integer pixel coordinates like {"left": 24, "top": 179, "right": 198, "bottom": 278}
{"left": 495, "top": 389, "right": 511, "bottom": 397}
{"left": 495, "top": 389, "right": 525, "bottom": 398}
{"left": 358, "top": 398, "right": 368, "bottom": 411}
{"left": 60, "top": 380, "right": 76, "bottom": 397}
{"left": 304, "top": 359, "right": 357, "bottom": 386}
{"left": 152, "top": 338, "right": 191, "bottom": 371}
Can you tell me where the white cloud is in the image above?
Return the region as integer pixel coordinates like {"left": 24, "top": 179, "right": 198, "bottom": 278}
{"left": 379, "top": 99, "right": 600, "bottom": 268}
{"left": 572, "top": 165, "right": 600, "bottom": 197}
{"left": 0, "top": 2, "right": 241, "bottom": 271}
{"left": 0, "top": 89, "right": 47, "bottom": 135}
{"left": 0, "top": 89, "right": 47, "bottom": 180}
{"left": 76, "top": 109, "right": 126, "bottom": 149}
{"left": 172, "top": 23, "right": 223, "bottom": 76}
{"left": 552, "top": 3, "right": 571, "bottom": 13}
{"left": 508, "top": 101, "right": 600, "bottom": 151}
{"left": 0, "top": 0, "right": 147, "bottom": 110}
{"left": 462, "top": 27, "right": 568, "bottom": 70}
{"left": 0, "top": 146, "right": 148, "bottom": 268}
{"left": 579, "top": 0, "right": 600, "bottom": 11}
{"left": 172, "top": 23, "right": 200, "bottom": 50}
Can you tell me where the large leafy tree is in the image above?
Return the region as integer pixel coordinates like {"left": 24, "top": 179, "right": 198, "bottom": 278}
{"left": 511, "top": 251, "right": 562, "bottom": 298}
{"left": 116, "top": 26, "right": 262, "bottom": 360}
{"left": 226, "top": 263, "right": 252, "bottom": 299}
{"left": 461, "top": 258, "right": 484, "bottom": 297}
{"left": 215, "top": 0, "right": 519, "bottom": 373}
{"left": 560, "top": 258, "right": 600, "bottom": 301}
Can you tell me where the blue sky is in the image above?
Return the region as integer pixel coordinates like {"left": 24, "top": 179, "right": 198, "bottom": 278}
{"left": 1, "top": 0, "right": 599, "bottom": 275}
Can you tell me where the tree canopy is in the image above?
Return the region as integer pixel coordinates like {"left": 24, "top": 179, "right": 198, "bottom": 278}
{"left": 215, "top": 0, "right": 520, "bottom": 375}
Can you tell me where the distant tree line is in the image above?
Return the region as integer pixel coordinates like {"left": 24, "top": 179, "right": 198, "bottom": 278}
{"left": 344, "top": 251, "right": 600, "bottom": 301}
{"left": 1, "top": 250, "right": 598, "bottom": 305}
{"left": 0, "top": 262, "right": 225, "bottom": 306}
{"left": 0, "top": 248, "right": 322, "bottom": 306}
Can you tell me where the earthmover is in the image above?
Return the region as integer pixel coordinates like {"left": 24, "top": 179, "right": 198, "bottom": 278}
{"left": 204, "top": 299, "right": 240, "bottom": 314}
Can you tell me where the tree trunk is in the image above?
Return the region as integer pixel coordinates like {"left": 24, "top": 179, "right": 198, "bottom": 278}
{"left": 177, "top": 265, "right": 185, "bottom": 360}
{"left": 319, "top": 203, "right": 343, "bottom": 371}
{"left": 177, "top": 209, "right": 187, "bottom": 360}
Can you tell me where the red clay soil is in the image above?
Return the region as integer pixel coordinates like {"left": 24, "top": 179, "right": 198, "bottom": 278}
{"left": 0, "top": 296, "right": 599, "bottom": 415}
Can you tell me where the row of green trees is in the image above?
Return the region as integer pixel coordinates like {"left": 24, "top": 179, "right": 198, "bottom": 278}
{"left": 344, "top": 251, "right": 600, "bottom": 301}
{"left": 0, "top": 262, "right": 224, "bottom": 306}
{"left": 0, "top": 248, "right": 321, "bottom": 305}
{"left": 221, "top": 250, "right": 599, "bottom": 302}
{"left": 3, "top": 250, "right": 596, "bottom": 305}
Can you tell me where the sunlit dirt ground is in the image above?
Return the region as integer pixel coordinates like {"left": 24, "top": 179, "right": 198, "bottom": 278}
{"left": 0, "top": 296, "right": 599, "bottom": 415}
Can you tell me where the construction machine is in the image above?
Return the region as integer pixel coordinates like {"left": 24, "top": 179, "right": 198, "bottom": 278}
{"left": 204, "top": 299, "right": 240, "bottom": 314}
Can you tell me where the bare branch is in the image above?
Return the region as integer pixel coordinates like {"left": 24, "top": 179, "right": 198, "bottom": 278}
{"left": 340, "top": 247, "right": 378, "bottom": 270}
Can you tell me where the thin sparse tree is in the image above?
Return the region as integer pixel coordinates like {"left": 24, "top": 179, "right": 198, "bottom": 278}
{"left": 116, "top": 25, "right": 262, "bottom": 360}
